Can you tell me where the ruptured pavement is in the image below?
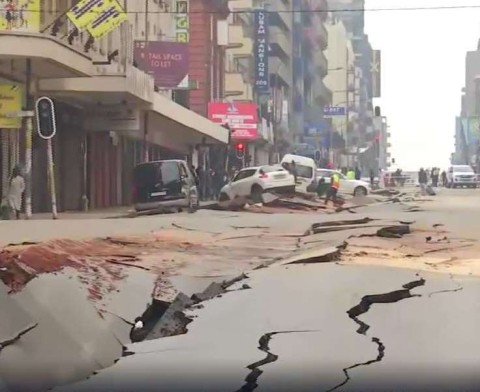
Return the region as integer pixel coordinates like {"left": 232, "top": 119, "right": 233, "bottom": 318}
{"left": 1, "top": 188, "right": 480, "bottom": 392}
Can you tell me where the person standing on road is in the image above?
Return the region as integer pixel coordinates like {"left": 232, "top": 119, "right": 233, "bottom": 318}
{"left": 355, "top": 167, "right": 361, "bottom": 180}
{"left": 325, "top": 172, "right": 340, "bottom": 206}
{"left": 347, "top": 168, "right": 355, "bottom": 180}
{"left": 419, "top": 168, "right": 428, "bottom": 195}
{"left": 441, "top": 170, "right": 447, "bottom": 187}
{"left": 7, "top": 166, "right": 25, "bottom": 220}
{"left": 369, "top": 169, "right": 375, "bottom": 188}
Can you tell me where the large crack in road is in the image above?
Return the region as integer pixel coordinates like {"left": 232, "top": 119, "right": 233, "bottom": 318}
{"left": 236, "top": 330, "right": 320, "bottom": 392}
{"left": 326, "top": 278, "right": 426, "bottom": 392}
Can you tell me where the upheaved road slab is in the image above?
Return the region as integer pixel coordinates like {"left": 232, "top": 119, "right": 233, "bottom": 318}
{"left": 52, "top": 263, "right": 479, "bottom": 392}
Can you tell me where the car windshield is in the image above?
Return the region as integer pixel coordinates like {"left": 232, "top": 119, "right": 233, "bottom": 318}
{"left": 134, "top": 161, "right": 180, "bottom": 187}
{"left": 454, "top": 166, "right": 473, "bottom": 173}
{"left": 261, "top": 165, "right": 284, "bottom": 173}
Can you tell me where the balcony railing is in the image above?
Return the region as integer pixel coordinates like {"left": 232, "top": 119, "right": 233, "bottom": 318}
{"left": 225, "top": 72, "right": 253, "bottom": 100}
{"left": 269, "top": 25, "right": 292, "bottom": 60}
{"left": 227, "top": 25, "right": 253, "bottom": 57}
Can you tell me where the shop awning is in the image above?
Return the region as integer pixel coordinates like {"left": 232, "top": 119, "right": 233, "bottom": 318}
{"left": 0, "top": 32, "right": 93, "bottom": 77}
{"left": 149, "top": 93, "right": 229, "bottom": 145}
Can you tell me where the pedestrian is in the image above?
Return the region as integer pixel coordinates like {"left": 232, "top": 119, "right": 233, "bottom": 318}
{"left": 347, "top": 167, "right": 355, "bottom": 180}
{"left": 355, "top": 167, "right": 361, "bottom": 181}
{"left": 325, "top": 171, "right": 340, "bottom": 206}
{"left": 441, "top": 170, "right": 447, "bottom": 187}
{"left": 6, "top": 166, "right": 25, "bottom": 220}
{"left": 290, "top": 160, "right": 298, "bottom": 183}
{"left": 369, "top": 169, "right": 375, "bottom": 188}
{"left": 418, "top": 168, "right": 428, "bottom": 195}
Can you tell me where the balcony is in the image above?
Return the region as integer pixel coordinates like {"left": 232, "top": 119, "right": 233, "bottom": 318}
{"left": 269, "top": 0, "right": 292, "bottom": 32}
{"left": 227, "top": 25, "right": 253, "bottom": 57}
{"left": 314, "top": 77, "right": 332, "bottom": 106}
{"left": 225, "top": 72, "right": 253, "bottom": 100}
{"left": 269, "top": 57, "right": 291, "bottom": 87}
{"left": 269, "top": 25, "right": 292, "bottom": 60}
{"left": 315, "top": 50, "right": 328, "bottom": 78}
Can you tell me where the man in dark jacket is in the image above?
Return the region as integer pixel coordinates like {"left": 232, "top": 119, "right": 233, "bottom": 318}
{"left": 418, "top": 168, "right": 428, "bottom": 195}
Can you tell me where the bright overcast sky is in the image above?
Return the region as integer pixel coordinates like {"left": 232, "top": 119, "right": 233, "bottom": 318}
{"left": 365, "top": 0, "right": 480, "bottom": 170}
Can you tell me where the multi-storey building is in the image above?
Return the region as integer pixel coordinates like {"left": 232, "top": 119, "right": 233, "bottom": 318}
{"left": 0, "top": 0, "right": 229, "bottom": 214}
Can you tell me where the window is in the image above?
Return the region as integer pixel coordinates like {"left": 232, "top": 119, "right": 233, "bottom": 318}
{"left": 179, "top": 163, "right": 188, "bottom": 178}
{"left": 233, "top": 169, "right": 256, "bottom": 182}
{"left": 296, "top": 165, "right": 313, "bottom": 179}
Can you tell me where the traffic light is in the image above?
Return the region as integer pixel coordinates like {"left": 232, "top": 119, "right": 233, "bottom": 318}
{"left": 35, "top": 96, "right": 57, "bottom": 139}
{"left": 235, "top": 142, "right": 245, "bottom": 159}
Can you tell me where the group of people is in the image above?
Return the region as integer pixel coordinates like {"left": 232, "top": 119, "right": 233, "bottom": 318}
{"left": 418, "top": 167, "right": 448, "bottom": 195}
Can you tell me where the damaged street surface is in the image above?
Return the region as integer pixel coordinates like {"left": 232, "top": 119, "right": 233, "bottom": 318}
{"left": 2, "top": 189, "right": 480, "bottom": 391}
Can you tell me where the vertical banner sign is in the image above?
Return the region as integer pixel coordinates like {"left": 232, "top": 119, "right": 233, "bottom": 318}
{"left": 371, "top": 50, "right": 382, "bottom": 98}
{"left": 175, "top": 0, "right": 189, "bottom": 42}
{"left": 254, "top": 10, "right": 269, "bottom": 93}
{"left": 174, "top": 0, "right": 190, "bottom": 89}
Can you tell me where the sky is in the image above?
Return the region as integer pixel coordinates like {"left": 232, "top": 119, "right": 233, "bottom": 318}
{"left": 364, "top": 0, "right": 480, "bottom": 170}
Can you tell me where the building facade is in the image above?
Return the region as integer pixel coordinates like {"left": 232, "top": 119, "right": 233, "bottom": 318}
{"left": 0, "top": 0, "right": 229, "bottom": 214}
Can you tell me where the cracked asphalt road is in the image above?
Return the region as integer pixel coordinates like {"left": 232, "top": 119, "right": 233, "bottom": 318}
{"left": 2, "top": 188, "right": 480, "bottom": 392}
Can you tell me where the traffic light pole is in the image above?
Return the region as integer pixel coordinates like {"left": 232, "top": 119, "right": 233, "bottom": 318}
{"left": 25, "top": 59, "right": 33, "bottom": 219}
{"left": 46, "top": 139, "right": 58, "bottom": 219}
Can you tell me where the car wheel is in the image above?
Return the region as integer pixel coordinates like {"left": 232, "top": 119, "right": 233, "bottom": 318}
{"left": 353, "top": 186, "right": 367, "bottom": 197}
{"left": 219, "top": 192, "right": 230, "bottom": 202}
{"left": 251, "top": 185, "right": 264, "bottom": 203}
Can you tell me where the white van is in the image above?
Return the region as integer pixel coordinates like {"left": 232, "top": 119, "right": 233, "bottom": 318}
{"left": 446, "top": 165, "right": 477, "bottom": 189}
{"left": 280, "top": 154, "right": 318, "bottom": 193}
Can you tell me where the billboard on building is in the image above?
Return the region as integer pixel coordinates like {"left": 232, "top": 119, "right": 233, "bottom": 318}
{"left": 134, "top": 41, "right": 189, "bottom": 89}
{"left": 253, "top": 9, "right": 269, "bottom": 93}
{"left": 371, "top": 50, "right": 381, "bottom": 98}
{"left": 67, "top": 0, "right": 127, "bottom": 39}
{"left": 461, "top": 117, "right": 480, "bottom": 145}
{"left": 0, "top": 84, "right": 22, "bottom": 129}
{"left": 208, "top": 102, "right": 259, "bottom": 141}
{"left": 0, "top": 0, "right": 40, "bottom": 32}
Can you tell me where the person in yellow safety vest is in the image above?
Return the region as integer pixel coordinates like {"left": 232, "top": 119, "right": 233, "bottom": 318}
{"left": 346, "top": 168, "right": 355, "bottom": 180}
{"left": 325, "top": 172, "right": 340, "bottom": 205}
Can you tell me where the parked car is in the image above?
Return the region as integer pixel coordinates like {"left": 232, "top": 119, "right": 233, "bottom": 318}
{"left": 133, "top": 160, "right": 199, "bottom": 212}
{"left": 446, "top": 165, "right": 477, "bottom": 188}
{"left": 316, "top": 169, "right": 370, "bottom": 197}
{"left": 280, "top": 154, "right": 318, "bottom": 193}
{"left": 219, "top": 165, "right": 295, "bottom": 203}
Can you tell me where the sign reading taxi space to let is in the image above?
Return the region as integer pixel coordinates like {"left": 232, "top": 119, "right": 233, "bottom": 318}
{"left": 67, "top": 0, "right": 127, "bottom": 39}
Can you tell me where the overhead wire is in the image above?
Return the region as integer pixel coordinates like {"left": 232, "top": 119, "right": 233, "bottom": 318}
{"left": 20, "top": 4, "right": 480, "bottom": 15}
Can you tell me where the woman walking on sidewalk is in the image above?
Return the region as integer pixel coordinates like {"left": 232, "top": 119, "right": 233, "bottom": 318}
{"left": 7, "top": 166, "right": 25, "bottom": 220}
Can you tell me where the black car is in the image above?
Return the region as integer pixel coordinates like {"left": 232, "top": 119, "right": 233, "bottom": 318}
{"left": 133, "top": 160, "right": 199, "bottom": 213}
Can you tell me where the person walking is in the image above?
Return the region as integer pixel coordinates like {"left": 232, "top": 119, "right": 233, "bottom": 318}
{"left": 346, "top": 168, "right": 355, "bottom": 180}
{"left": 441, "top": 170, "right": 447, "bottom": 187}
{"left": 6, "top": 166, "right": 25, "bottom": 220}
{"left": 418, "top": 168, "right": 428, "bottom": 195}
{"left": 325, "top": 172, "right": 340, "bottom": 206}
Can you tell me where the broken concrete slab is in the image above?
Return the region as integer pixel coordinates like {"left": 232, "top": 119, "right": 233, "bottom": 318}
{"left": 0, "top": 274, "right": 125, "bottom": 392}
{"left": 54, "top": 264, "right": 427, "bottom": 392}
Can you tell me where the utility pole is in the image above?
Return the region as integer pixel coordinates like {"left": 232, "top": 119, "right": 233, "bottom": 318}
{"left": 345, "top": 47, "right": 350, "bottom": 167}
{"left": 25, "top": 59, "right": 33, "bottom": 219}
{"left": 143, "top": 0, "right": 150, "bottom": 162}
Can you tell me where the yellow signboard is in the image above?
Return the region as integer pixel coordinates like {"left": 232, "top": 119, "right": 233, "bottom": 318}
{"left": 0, "top": 0, "right": 41, "bottom": 32}
{"left": 86, "top": 0, "right": 127, "bottom": 38}
{"left": 0, "top": 85, "right": 22, "bottom": 129}
{"left": 67, "top": 0, "right": 127, "bottom": 38}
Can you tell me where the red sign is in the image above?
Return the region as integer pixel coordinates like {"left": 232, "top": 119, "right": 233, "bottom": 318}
{"left": 208, "top": 102, "right": 259, "bottom": 140}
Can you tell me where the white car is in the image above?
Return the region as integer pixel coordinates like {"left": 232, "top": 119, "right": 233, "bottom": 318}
{"left": 316, "top": 169, "right": 370, "bottom": 197}
{"left": 219, "top": 165, "right": 296, "bottom": 202}
{"left": 446, "top": 165, "right": 477, "bottom": 188}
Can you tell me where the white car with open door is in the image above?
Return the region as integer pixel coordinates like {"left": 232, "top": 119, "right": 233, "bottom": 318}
{"left": 316, "top": 169, "right": 370, "bottom": 197}
{"left": 219, "top": 165, "right": 296, "bottom": 203}
{"left": 280, "top": 154, "right": 318, "bottom": 193}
